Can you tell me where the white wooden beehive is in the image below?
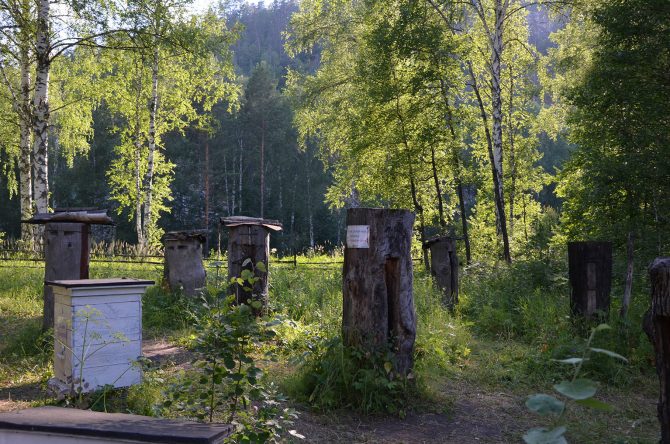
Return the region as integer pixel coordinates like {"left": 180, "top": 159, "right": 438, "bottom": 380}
{"left": 47, "top": 278, "right": 154, "bottom": 393}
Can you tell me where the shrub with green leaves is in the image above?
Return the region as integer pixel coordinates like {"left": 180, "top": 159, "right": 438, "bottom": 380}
{"left": 164, "top": 266, "right": 300, "bottom": 442}
{"left": 287, "top": 336, "right": 412, "bottom": 415}
{"left": 523, "top": 324, "right": 628, "bottom": 444}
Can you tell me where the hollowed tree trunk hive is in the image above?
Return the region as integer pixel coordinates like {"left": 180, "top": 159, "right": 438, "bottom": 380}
{"left": 162, "top": 231, "right": 207, "bottom": 297}
{"left": 342, "top": 208, "right": 416, "bottom": 375}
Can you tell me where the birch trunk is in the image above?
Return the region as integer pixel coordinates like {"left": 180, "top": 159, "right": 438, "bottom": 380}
{"left": 490, "top": 0, "right": 511, "bottom": 263}
{"left": 141, "top": 45, "right": 159, "bottom": 246}
{"left": 507, "top": 69, "right": 517, "bottom": 237}
{"left": 133, "top": 64, "right": 145, "bottom": 246}
{"left": 467, "top": 60, "right": 510, "bottom": 263}
{"left": 19, "top": 39, "right": 33, "bottom": 242}
{"left": 33, "top": 0, "right": 50, "bottom": 216}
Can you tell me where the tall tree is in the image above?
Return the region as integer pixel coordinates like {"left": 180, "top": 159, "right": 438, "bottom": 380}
{"left": 555, "top": 0, "right": 670, "bottom": 316}
{"left": 103, "top": 8, "right": 238, "bottom": 246}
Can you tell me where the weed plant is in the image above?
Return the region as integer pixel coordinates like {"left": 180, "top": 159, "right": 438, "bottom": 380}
{"left": 270, "top": 264, "right": 473, "bottom": 415}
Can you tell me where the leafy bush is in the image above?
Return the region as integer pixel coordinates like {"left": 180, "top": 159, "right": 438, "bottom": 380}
{"left": 286, "top": 336, "right": 411, "bottom": 415}
{"left": 163, "top": 270, "right": 299, "bottom": 442}
{"left": 524, "top": 324, "right": 629, "bottom": 444}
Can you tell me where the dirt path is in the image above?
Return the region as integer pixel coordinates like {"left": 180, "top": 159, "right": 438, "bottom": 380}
{"left": 292, "top": 383, "right": 533, "bottom": 443}
{"left": 0, "top": 340, "right": 657, "bottom": 443}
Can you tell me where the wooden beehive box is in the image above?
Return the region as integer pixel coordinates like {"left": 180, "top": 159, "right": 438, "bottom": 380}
{"left": 47, "top": 278, "right": 154, "bottom": 394}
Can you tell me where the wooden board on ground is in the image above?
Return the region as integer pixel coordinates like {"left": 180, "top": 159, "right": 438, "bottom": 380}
{"left": 0, "top": 407, "right": 232, "bottom": 444}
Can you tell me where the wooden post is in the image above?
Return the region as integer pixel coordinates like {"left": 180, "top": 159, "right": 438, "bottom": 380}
{"left": 648, "top": 258, "right": 670, "bottom": 443}
{"left": 342, "top": 208, "right": 416, "bottom": 375}
{"left": 43, "top": 222, "right": 89, "bottom": 332}
{"left": 223, "top": 217, "right": 282, "bottom": 310}
{"left": 568, "top": 241, "right": 612, "bottom": 319}
{"left": 425, "top": 236, "right": 459, "bottom": 310}
{"left": 162, "top": 231, "right": 206, "bottom": 297}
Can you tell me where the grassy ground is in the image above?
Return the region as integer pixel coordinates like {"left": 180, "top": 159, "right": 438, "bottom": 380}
{"left": 0, "top": 255, "right": 659, "bottom": 443}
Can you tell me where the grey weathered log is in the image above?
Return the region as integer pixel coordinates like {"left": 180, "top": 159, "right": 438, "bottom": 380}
{"left": 223, "top": 217, "right": 282, "bottom": 310}
{"left": 42, "top": 223, "right": 89, "bottom": 331}
{"left": 647, "top": 257, "right": 670, "bottom": 443}
{"left": 568, "top": 241, "right": 612, "bottom": 319}
{"left": 424, "top": 236, "right": 459, "bottom": 311}
{"left": 342, "top": 208, "right": 416, "bottom": 375}
{"left": 162, "top": 231, "right": 207, "bottom": 297}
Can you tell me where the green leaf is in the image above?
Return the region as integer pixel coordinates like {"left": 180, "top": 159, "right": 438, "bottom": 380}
{"left": 575, "top": 397, "right": 613, "bottom": 411}
{"left": 255, "top": 261, "right": 266, "bottom": 273}
{"left": 383, "top": 361, "right": 393, "bottom": 374}
{"left": 525, "top": 394, "right": 565, "bottom": 416}
{"left": 224, "top": 356, "right": 236, "bottom": 370}
{"left": 589, "top": 348, "right": 628, "bottom": 363}
{"left": 594, "top": 323, "right": 611, "bottom": 332}
{"left": 554, "top": 379, "right": 597, "bottom": 400}
{"left": 553, "top": 357, "right": 584, "bottom": 365}
{"left": 523, "top": 427, "right": 567, "bottom": 444}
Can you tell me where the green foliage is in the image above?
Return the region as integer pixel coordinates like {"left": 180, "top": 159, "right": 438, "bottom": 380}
{"left": 524, "top": 324, "right": 627, "bottom": 444}
{"left": 286, "top": 336, "right": 411, "bottom": 415}
{"left": 554, "top": 0, "right": 670, "bottom": 259}
{"left": 164, "top": 270, "right": 298, "bottom": 441}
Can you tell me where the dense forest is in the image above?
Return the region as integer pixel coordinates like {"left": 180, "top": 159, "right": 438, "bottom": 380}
{"left": 0, "top": 0, "right": 668, "bottom": 267}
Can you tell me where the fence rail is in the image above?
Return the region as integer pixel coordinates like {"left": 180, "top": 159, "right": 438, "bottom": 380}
{"left": 0, "top": 250, "right": 423, "bottom": 269}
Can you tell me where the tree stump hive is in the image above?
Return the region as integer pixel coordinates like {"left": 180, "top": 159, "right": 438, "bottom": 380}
{"left": 162, "top": 231, "right": 207, "bottom": 297}
{"left": 646, "top": 258, "right": 670, "bottom": 443}
{"left": 222, "top": 216, "right": 282, "bottom": 309}
{"left": 568, "top": 241, "right": 612, "bottom": 319}
{"left": 424, "top": 236, "right": 459, "bottom": 310}
{"left": 342, "top": 208, "right": 416, "bottom": 375}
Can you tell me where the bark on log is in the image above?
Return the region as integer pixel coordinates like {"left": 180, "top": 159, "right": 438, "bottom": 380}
{"left": 648, "top": 258, "right": 670, "bottom": 443}
{"left": 226, "top": 224, "right": 274, "bottom": 310}
{"left": 163, "top": 232, "right": 206, "bottom": 297}
{"left": 425, "top": 236, "right": 459, "bottom": 311}
{"left": 568, "top": 241, "right": 612, "bottom": 319}
{"left": 342, "top": 208, "right": 416, "bottom": 375}
{"left": 42, "top": 223, "right": 89, "bottom": 331}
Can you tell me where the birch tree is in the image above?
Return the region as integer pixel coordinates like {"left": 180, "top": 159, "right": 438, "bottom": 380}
{"left": 0, "top": 0, "right": 103, "bottom": 240}
{"left": 103, "top": 8, "right": 238, "bottom": 246}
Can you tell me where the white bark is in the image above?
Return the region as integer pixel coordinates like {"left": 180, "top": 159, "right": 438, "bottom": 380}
{"left": 141, "top": 45, "right": 159, "bottom": 246}
{"left": 33, "top": 0, "right": 50, "bottom": 215}
{"left": 19, "top": 34, "right": 33, "bottom": 241}
{"left": 133, "top": 59, "right": 145, "bottom": 246}
{"left": 490, "top": 0, "right": 509, "bottom": 260}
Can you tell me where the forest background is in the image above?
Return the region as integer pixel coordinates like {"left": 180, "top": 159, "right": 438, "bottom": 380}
{"left": 0, "top": 0, "right": 667, "bottom": 275}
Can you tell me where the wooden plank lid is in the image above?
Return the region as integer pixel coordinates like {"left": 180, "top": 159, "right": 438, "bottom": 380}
{"left": 45, "top": 278, "right": 155, "bottom": 289}
{"left": 0, "top": 407, "right": 232, "bottom": 443}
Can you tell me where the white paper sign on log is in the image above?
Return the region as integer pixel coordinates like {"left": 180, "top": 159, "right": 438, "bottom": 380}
{"left": 346, "top": 225, "right": 370, "bottom": 249}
